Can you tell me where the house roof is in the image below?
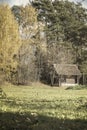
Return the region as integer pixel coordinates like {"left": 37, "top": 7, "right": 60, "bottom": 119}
{"left": 53, "top": 64, "right": 81, "bottom": 76}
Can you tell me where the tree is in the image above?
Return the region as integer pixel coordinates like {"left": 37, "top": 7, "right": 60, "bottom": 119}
{"left": 0, "top": 4, "right": 21, "bottom": 83}
{"left": 32, "top": 0, "right": 87, "bottom": 60}
{"left": 12, "top": 5, "right": 41, "bottom": 84}
{"left": 32, "top": 0, "right": 87, "bottom": 43}
{"left": 31, "top": 0, "right": 87, "bottom": 85}
{"left": 12, "top": 5, "right": 38, "bottom": 40}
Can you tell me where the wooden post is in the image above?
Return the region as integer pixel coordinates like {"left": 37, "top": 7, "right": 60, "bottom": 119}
{"left": 59, "top": 75, "right": 61, "bottom": 87}
{"left": 50, "top": 70, "right": 55, "bottom": 86}
{"left": 82, "top": 73, "right": 85, "bottom": 85}
{"left": 77, "top": 76, "right": 79, "bottom": 84}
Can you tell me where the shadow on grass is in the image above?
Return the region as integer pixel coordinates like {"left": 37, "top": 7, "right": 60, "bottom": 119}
{"left": 0, "top": 112, "right": 38, "bottom": 130}
{"left": 0, "top": 111, "right": 87, "bottom": 130}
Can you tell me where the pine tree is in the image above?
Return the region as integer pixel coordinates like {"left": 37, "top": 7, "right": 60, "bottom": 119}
{"left": 32, "top": 0, "right": 87, "bottom": 83}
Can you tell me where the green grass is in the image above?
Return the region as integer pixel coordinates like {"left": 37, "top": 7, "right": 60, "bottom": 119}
{"left": 0, "top": 83, "right": 87, "bottom": 130}
{"left": 66, "top": 85, "right": 87, "bottom": 90}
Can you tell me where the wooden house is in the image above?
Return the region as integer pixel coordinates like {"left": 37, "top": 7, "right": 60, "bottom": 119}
{"left": 50, "top": 64, "right": 81, "bottom": 86}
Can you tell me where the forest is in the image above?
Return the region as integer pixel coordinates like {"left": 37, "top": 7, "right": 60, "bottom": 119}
{"left": 0, "top": 1, "right": 87, "bottom": 130}
{"left": 0, "top": 0, "right": 87, "bottom": 85}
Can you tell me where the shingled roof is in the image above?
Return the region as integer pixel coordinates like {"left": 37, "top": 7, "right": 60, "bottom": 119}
{"left": 54, "top": 64, "right": 81, "bottom": 76}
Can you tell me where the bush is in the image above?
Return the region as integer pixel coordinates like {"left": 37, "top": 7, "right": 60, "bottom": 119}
{"left": 0, "top": 88, "right": 7, "bottom": 99}
{"left": 66, "top": 85, "right": 87, "bottom": 90}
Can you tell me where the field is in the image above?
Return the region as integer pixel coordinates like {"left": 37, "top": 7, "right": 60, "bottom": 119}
{"left": 0, "top": 83, "right": 87, "bottom": 130}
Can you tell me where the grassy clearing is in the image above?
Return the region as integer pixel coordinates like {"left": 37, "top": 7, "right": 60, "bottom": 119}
{"left": 0, "top": 83, "right": 87, "bottom": 130}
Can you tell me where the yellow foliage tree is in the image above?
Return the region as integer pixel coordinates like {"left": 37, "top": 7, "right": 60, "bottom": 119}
{"left": 0, "top": 4, "right": 21, "bottom": 81}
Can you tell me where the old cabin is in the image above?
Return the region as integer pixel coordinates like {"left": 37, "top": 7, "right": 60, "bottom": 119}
{"left": 50, "top": 64, "right": 81, "bottom": 86}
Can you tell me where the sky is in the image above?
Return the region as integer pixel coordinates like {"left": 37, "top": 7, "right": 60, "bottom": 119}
{"left": 0, "top": 0, "right": 87, "bottom": 8}
{"left": 69, "top": 0, "right": 87, "bottom": 8}
{"left": 0, "top": 0, "right": 29, "bottom": 6}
